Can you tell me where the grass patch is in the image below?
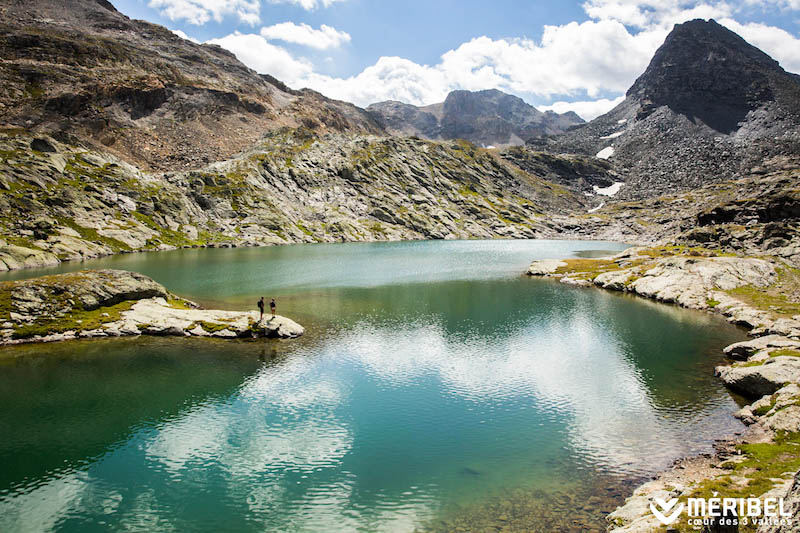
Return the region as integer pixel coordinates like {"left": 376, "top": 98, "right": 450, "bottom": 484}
{"left": 295, "top": 222, "right": 313, "bottom": 237}
{"left": 753, "top": 395, "right": 778, "bottom": 416}
{"left": 669, "top": 431, "right": 800, "bottom": 532}
{"left": 3, "top": 235, "right": 44, "bottom": 250}
{"left": 458, "top": 185, "right": 480, "bottom": 197}
{"left": 11, "top": 300, "right": 136, "bottom": 339}
{"left": 369, "top": 221, "right": 387, "bottom": 236}
{"left": 727, "top": 266, "right": 800, "bottom": 318}
{"left": 193, "top": 321, "right": 230, "bottom": 333}
{"left": 0, "top": 288, "right": 12, "bottom": 321}
{"left": 736, "top": 360, "right": 768, "bottom": 368}
{"left": 132, "top": 212, "right": 196, "bottom": 248}
{"left": 553, "top": 258, "right": 623, "bottom": 281}
{"left": 167, "top": 297, "right": 193, "bottom": 310}
{"left": 769, "top": 349, "right": 800, "bottom": 358}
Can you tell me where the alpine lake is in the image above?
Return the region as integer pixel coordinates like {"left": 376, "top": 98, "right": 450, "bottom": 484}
{"left": 0, "top": 239, "right": 748, "bottom": 532}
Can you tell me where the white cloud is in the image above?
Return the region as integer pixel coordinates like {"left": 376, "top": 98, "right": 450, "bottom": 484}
{"left": 743, "top": 0, "right": 800, "bottom": 9}
{"left": 207, "top": 32, "right": 314, "bottom": 83}
{"left": 718, "top": 18, "right": 800, "bottom": 73}
{"left": 582, "top": 0, "right": 734, "bottom": 29}
{"left": 304, "top": 56, "right": 450, "bottom": 106}
{"left": 213, "top": 20, "right": 662, "bottom": 106}
{"left": 268, "top": 0, "right": 346, "bottom": 10}
{"left": 207, "top": 0, "right": 800, "bottom": 114}
{"left": 260, "top": 22, "right": 351, "bottom": 49}
{"left": 170, "top": 29, "right": 200, "bottom": 43}
{"left": 541, "top": 96, "right": 626, "bottom": 121}
{"left": 149, "top": 0, "right": 260, "bottom": 25}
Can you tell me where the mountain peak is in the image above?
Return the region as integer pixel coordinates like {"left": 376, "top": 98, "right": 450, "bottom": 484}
{"left": 368, "top": 88, "right": 583, "bottom": 146}
{"left": 627, "top": 18, "right": 784, "bottom": 133}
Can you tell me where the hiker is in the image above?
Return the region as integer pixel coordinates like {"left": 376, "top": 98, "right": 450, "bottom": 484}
{"left": 257, "top": 296, "right": 265, "bottom": 320}
{"left": 270, "top": 298, "right": 276, "bottom": 317}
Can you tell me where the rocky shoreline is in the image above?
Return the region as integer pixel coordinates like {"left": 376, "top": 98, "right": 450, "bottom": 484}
{"left": 527, "top": 246, "right": 800, "bottom": 531}
{"left": 0, "top": 269, "right": 304, "bottom": 346}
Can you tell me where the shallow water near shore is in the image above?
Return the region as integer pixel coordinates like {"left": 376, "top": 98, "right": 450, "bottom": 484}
{"left": 0, "top": 240, "right": 748, "bottom": 531}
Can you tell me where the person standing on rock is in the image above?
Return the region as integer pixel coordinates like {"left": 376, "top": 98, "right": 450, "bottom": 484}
{"left": 270, "top": 298, "right": 276, "bottom": 318}
{"left": 258, "top": 297, "right": 265, "bottom": 321}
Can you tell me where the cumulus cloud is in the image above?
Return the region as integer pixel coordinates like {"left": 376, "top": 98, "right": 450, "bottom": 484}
{"left": 213, "top": 20, "right": 662, "bottom": 107}
{"left": 149, "top": 0, "right": 260, "bottom": 26}
{"left": 207, "top": 0, "right": 800, "bottom": 113}
{"left": 170, "top": 28, "right": 200, "bottom": 43}
{"left": 718, "top": 18, "right": 800, "bottom": 73}
{"left": 743, "top": 0, "right": 800, "bottom": 9}
{"left": 268, "top": 0, "right": 346, "bottom": 10}
{"left": 260, "top": 22, "right": 351, "bottom": 49}
{"left": 206, "top": 32, "right": 314, "bottom": 82}
{"left": 582, "top": 0, "right": 733, "bottom": 28}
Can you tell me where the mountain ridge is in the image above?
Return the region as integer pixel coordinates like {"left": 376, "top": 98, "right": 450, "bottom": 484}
{"left": 0, "top": 0, "right": 384, "bottom": 171}
{"left": 367, "top": 88, "right": 584, "bottom": 147}
{"left": 0, "top": 7, "right": 798, "bottom": 274}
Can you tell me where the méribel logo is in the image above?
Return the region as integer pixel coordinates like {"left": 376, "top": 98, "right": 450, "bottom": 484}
{"left": 650, "top": 497, "right": 685, "bottom": 525}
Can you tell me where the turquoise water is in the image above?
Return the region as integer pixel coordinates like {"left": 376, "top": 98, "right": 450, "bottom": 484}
{"left": 0, "top": 240, "right": 746, "bottom": 531}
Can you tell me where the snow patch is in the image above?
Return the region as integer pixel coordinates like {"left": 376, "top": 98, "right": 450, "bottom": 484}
{"left": 588, "top": 202, "right": 605, "bottom": 213}
{"left": 596, "top": 147, "right": 614, "bottom": 159}
{"left": 600, "top": 131, "right": 624, "bottom": 140}
{"left": 593, "top": 182, "right": 624, "bottom": 196}
{"left": 617, "top": 119, "right": 628, "bottom": 124}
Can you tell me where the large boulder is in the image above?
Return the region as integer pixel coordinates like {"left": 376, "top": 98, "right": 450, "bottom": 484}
{"left": 526, "top": 259, "right": 567, "bottom": 275}
{"left": 715, "top": 357, "right": 800, "bottom": 398}
{"left": 629, "top": 256, "right": 775, "bottom": 307}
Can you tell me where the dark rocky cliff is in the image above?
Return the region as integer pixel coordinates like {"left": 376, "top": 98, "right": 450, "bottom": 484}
{"left": 543, "top": 19, "right": 800, "bottom": 200}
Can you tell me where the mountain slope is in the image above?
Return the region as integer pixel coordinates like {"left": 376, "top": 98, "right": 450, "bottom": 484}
{"left": 368, "top": 89, "right": 583, "bottom": 147}
{"left": 0, "top": 0, "right": 608, "bottom": 272}
{"left": 544, "top": 19, "right": 800, "bottom": 200}
{"left": 0, "top": 0, "right": 384, "bottom": 171}
{"left": 0, "top": 129, "right": 587, "bottom": 271}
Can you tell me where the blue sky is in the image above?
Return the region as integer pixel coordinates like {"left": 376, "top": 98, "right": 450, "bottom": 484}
{"left": 113, "top": 0, "right": 800, "bottom": 119}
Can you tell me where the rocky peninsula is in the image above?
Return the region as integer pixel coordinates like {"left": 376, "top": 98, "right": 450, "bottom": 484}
{"left": 0, "top": 269, "right": 304, "bottom": 346}
{"left": 527, "top": 246, "right": 800, "bottom": 531}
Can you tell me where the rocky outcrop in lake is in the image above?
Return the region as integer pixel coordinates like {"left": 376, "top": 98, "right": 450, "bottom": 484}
{"left": 0, "top": 269, "right": 303, "bottom": 344}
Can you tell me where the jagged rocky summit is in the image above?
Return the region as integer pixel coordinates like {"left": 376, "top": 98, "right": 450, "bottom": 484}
{"left": 367, "top": 89, "right": 584, "bottom": 147}
{"left": 542, "top": 19, "right": 800, "bottom": 200}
